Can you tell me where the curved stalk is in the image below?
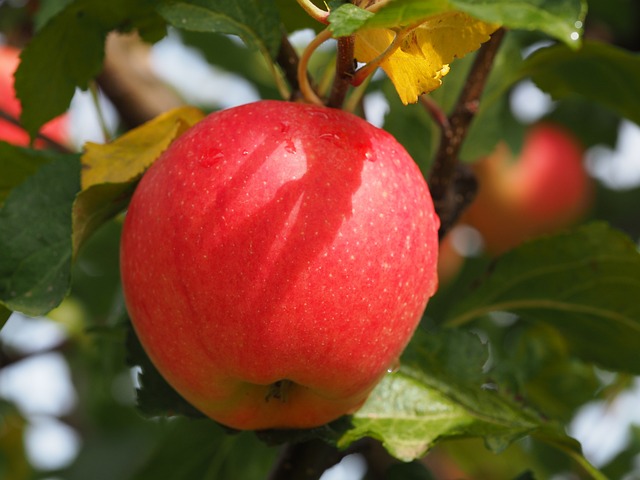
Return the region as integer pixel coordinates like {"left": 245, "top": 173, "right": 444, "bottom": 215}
{"left": 343, "top": 73, "right": 372, "bottom": 114}
{"left": 295, "top": 0, "right": 329, "bottom": 24}
{"left": 297, "top": 28, "right": 333, "bottom": 106}
{"left": 89, "top": 82, "right": 112, "bottom": 142}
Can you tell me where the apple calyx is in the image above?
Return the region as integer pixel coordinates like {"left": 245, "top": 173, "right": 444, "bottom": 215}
{"left": 266, "top": 380, "right": 294, "bottom": 403}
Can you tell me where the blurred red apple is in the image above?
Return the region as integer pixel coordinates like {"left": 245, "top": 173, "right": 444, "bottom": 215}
{"left": 120, "top": 100, "right": 440, "bottom": 430}
{"left": 463, "top": 123, "right": 591, "bottom": 255}
{"left": 437, "top": 233, "right": 465, "bottom": 285}
{"left": 0, "top": 44, "right": 70, "bottom": 147}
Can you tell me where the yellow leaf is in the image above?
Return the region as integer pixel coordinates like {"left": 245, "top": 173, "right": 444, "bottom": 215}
{"left": 73, "top": 106, "right": 205, "bottom": 256}
{"left": 354, "top": 11, "right": 499, "bottom": 104}
{"left": 81, "top": 106, "right": 205, "bottom": 190}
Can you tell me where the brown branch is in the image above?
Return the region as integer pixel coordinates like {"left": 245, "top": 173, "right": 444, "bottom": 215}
{"left": 0, "top": 109, "right": 73, "bottom": 153}
{"left": 276, "top": 33, "right": 303, "bottom": 100}
{"left": 96, "top": 32, "right": 185, "bottom": 129}
{"left": 327, "top": 36, "right": 355, "bottom": 109}
{"left": 427, "top": 27, "right": 506, "bottom": 239}
{"left": 266, "top": 437, "right": 384, "bottom": 480}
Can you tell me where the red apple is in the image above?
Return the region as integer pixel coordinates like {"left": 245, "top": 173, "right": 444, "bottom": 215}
{"left": 463, "top": 123, "right": 591, "bottom": 255}
{"left": 120, "top": 100, "right": 439, "bottom": 430}
{"left": 0, "top": 44, "right": 70, "bottom": 147}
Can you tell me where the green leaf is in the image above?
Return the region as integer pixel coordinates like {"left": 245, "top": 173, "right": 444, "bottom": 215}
{"left": 158, "top": 0, "right": 282, "bottom": 58}
{"left": 445, "top": 223, "right": 640, "bottom": 375}
{"left": 126, "top": 323, "right": 205, "bottom": 419}
{"left": 328, "top": 0, "right": 586, "bottom": 47}
{"left": 14, "top": 0, "right": 164, "bottom": 137}
{"left": 328, "top": 3, "right": 374, "bottom": 37}
{"left": 545, "top": 97, "right": 621, "bottom": 150}
{"left": 0, "top": 305, "right": 10, "bottom": 329}
{"left": 489, "top": 322, "right": 601, "bottom": 422}
{"left": 0, "top": 154, "right": 80, "bottom": 316}
{"left": 535, "top": 431, "right": 608, "bottom": 480}
{"left": 131, "top": 418, "right": 278, "bottom": 480}
{"left": 33, "top": 0, "right": 74, "bottom": 31}
{"left": 602, "top": 426, "right": 640, "bottom": 480}
{"left": 386, "top": 462, "right": 435, "bottom": 480}
{"left": 0, "top": 142, "right": 57, "bottom": 203}
{"left": 275, "top": 0, "right": 324, "bottom": 33}
{"left": 328, "top": 0, "right": 448, "bottom": 36}
{"left": 72, "top": 183, "right": 135, "bottom": 258}
{"left": 336, "top": 327, "right": 604, "bottom": 478}
{"left": 338, "top": 328, "right": 544, "bottom": 461}
{"left": 381, "top": 81, "right": 439, "bottom": 174}
{"left": 450, "top": 0, "right": 586, "bottom": 48}
{"left": 520, "top": 41, "right": 640, "bottom": 125}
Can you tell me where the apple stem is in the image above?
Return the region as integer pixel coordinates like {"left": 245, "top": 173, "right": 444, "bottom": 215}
{"left": 298, "top": 29, "right": 332, "bottom": 106}
{"left": 327, "top": 36, "right": 356, "bottom": 109}
{"left": 343, "top": 73, "right": 372, "bottom": 114}
{"left": 427, "top": 27, "right": 506, "bottom": 239}
{"left": 295, "top": 0, "right": 330, "bottom": 24}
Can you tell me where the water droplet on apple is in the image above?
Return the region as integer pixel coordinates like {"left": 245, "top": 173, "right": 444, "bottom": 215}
{"left": 279, "top": 122, "right": 290, "bottom": 134}
{"left": 309, "top": 110, "right": 330, "bottom": 120}
{"left": 386, "top": 359, "right": 401, "bottom": 374}
{"left": 242, "top": 150, "right": 249, "bottom": 156}
{"left": 285, "top": 139, "right": 296, "bottom": 154}
{"left": 199, "top": 150, "right": 224, "bottom": 168}
{"left": 319, "top": 133, "right": 341, "bottom": 145}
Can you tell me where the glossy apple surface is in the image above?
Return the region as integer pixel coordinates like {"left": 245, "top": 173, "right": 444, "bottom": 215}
{"left": 463, "top": 123, "right": 590, "bottom": 255}
{"left": 0, "top": 45, "right": 69, "bottom": 146}
{"left": 120, "top": 100, "right": 440, "bottom": 430}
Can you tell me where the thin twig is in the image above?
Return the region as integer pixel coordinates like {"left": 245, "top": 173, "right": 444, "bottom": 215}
{"left": 89, "top": 81, "right": 112, "bottom": 142}
{"left": 419, "top": 96, "right": 449, "bottom": 131}
{"left": 0, "top": 109, "right": 72, "bottom": 153}
{"left": 427, "top": 27, "right": 506, "bottom": 239}
{"left": 276, "top": 34, "right": 303, "bottom": 99}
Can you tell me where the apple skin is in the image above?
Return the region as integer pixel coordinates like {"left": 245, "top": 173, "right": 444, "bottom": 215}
{"left": 0, "top": 45, "right": 69, "bottom": 147}
{"left": 463, "top": 123, "right": 591, "bottom": 255}
{"left": 120, "top": 100, "right": 440, "bottom": 430}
